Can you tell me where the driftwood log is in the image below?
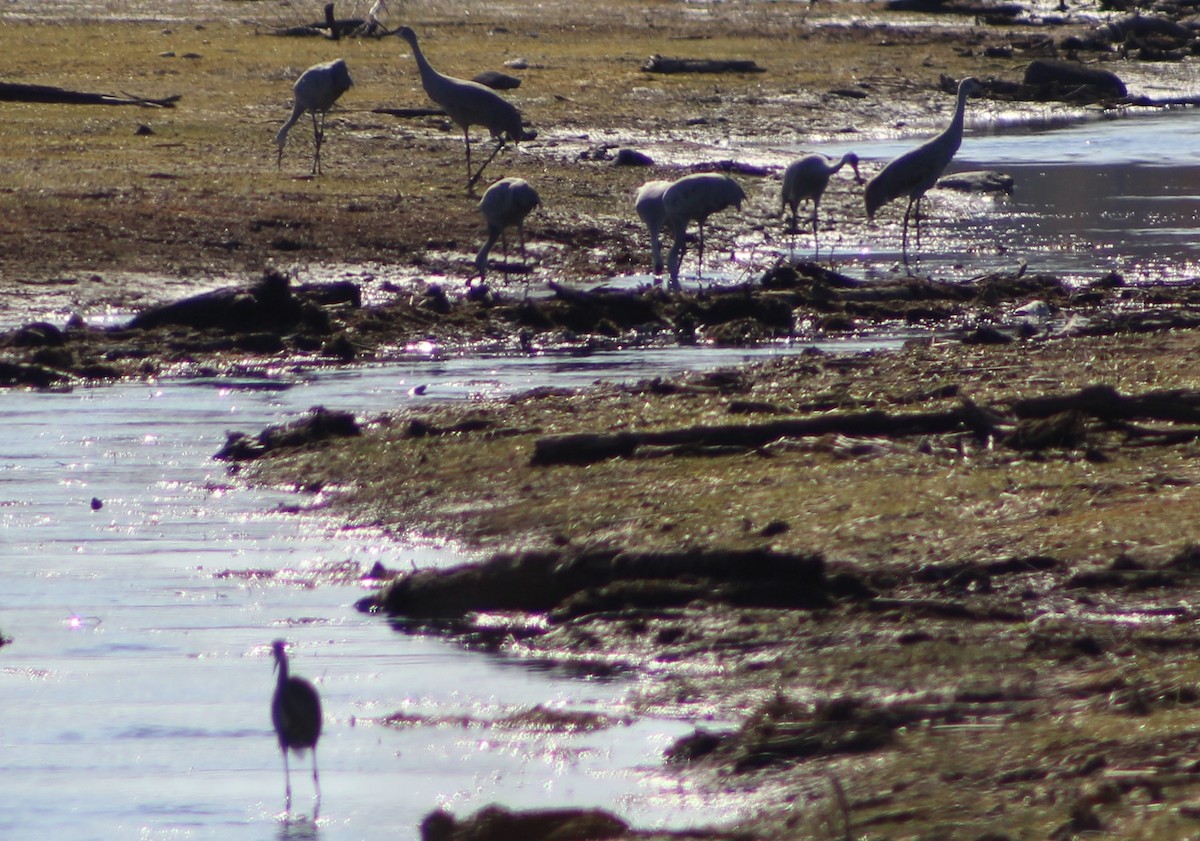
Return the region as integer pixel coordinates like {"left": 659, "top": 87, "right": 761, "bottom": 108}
{"left": 531, "top": 403, "right": 999, "bottom": 466}
{"left": 641, "top": 55, "right": 765, "bottom": 74}
{"left": 362, "top": 547, "right": 840, "bottom": 620}
{"left": 0, "top": 82, "right": 179, "bottom": 108}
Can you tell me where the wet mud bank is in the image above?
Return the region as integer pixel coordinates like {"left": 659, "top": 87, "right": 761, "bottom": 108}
{"left": 2, "top": 262, "right": 1193, "bottom": 389}
{"left": 237, "top": 311, "right": 1200, "bottom": 838}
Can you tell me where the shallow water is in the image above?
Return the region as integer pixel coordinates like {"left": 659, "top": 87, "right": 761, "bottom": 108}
{"left": 5, "top": 343, "right": 917, "bottom": 841}
{"left": 760, "top": 107, "right": 1200, "bottom": 284}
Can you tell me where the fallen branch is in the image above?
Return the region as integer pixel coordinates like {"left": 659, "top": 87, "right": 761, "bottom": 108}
{"left": 0, "top": 82, "right": 179, "bottom": 108}
{"left": 531, "top": 403, "right": 994, "bottom": 466}
{"left": 1012, "top": 384, "right": 1200, "bottom": 425}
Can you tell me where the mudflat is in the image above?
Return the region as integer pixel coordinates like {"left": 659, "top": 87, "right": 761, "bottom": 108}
{"left": 9, "top": 1, "right": 1200, "bottom": 838}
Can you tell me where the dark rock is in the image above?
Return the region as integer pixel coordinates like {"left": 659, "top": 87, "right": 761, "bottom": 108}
{"left": 1023, "top": 59, "right": 1127, "bottom": 98}
{"left": 11, "top": 321, "right": 65, "bottom": 347}
{"left": 420, "top": 804, "right": 627, "bottom": 841}
{"left": 471, "top": 69, "right": 521, "bottom": 90}
{"left": 214, "top": 406, "right": 360, "bottom": 461}
{"left": 938, "top": 170, "right": 1015, "bottom": 194}
{"left": 612, "top": 148, "right": 654, "bottom": 166}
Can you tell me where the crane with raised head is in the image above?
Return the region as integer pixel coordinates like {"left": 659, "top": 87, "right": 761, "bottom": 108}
{"left": 663, "top": 172, "right": 746, "bottom": 289}
{"left": 474, "top": 176, "right": 540, "bottom": 283}
{"left": 275, "top": 58, "right": 353, "bottom": 175}
{"left": 270, "top": 640, "right": 323, "bottom": 817}
{"left": 781, "top": 152, "right": 862, "bottom": 259}
{"left": 395, "top": 27, "right": 526, "bottom": 193}
{"left": 864, "top": 77, "right": 984, "bottom": 269}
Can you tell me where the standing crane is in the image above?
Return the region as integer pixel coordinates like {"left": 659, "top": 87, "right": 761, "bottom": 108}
{"left": 663, "top": 172, "right": 746, "bottom": 289}
{"left": 781, "top": 152, "right": 862, "bottom": 259}
{"left": 395, "top": 27, "right": 526, "bottom": 194}
{"left": 276, "top": 59, "right": 353, "bottom": 175}
{"left": 474, "top": 176, "right": 540, "bottom": 283}
{"left": 270, "top": 640, "right": 323, "bottom": 817}
{"left": 634, "top": 179, "right": 672, "bottom": 277}
{"left": 864, "top": 77, "right": 984, "bottom": 269}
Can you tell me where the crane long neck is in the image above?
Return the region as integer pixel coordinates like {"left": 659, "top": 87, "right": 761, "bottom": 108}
{"left": 942, "top": 85, "right": 971, "bottom": 153}
{"left": 275, "top": 654, "right": 289, "bottom": 686}
{"left": 407, "top": 38, "right": 442, "bottom": 93}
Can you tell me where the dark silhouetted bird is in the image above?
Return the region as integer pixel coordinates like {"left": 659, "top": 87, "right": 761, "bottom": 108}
{"left": 270, "top": 639, "right": 323, "bottom": 816}
{"left": 663, "top": 172, "right": 746, "bottom": 288}
{"left": 276, "top": 59, "right": 353, "bottom": 175}
{"left": 864, "top": 77, "right": 983, "bottom": 268}
{"left": 781, "top": 152, "right": 862, "bottom": 258}
{"left": 396, "top": 27, "right": 525, "bottom": 193}
{"left": 474, "top": 176, "right": 540, "bottom": 282}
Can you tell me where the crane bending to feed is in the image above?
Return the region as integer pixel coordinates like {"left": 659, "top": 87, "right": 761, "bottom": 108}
{"left": 864, "top": 76, "right": 983, "bottom": 268}
{"left": 271, "top": 640, "right": 323, "bottom": 816}
{"left": 663, "top": 172, "right": 746, "bottom": 289}
{"left": 276, "top": 58, "right": 353, "bottom": 175}
{"left": 634, "top": 179, "right": 672, "bottom": 276}
{"left": 781, "top": 152, "right": 862, "bottom": 259}
{"left": 475, "top": 176, "right": 540, "bottom": 282}
{"left": 395, "top": 26, "right": 526, "bottom": 193}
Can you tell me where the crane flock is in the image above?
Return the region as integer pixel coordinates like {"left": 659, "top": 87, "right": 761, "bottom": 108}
{"left": 274, "top": 33, "right": 989, "bottom": 285}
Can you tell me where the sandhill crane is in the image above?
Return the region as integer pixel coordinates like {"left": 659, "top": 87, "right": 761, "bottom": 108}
{"left": 663, "top": 172, "right": 746, "bottom": 289}
{"left": 276, "top": 59, "right": 353, "bottom": 175}
{"left": 474, "top": 176, "right": 540, "bottom": 283}
{"left": 271, "top": 640, "right": 323, "bottom": 816}
{"left": 395, "top": 27, "right": 526, "bottom": 193}
{"left": 781, "top": 152, "right": 862, "bottom": 259}
{"left": 634, "top": 179, "right": 672, "bottom": 276}
{"left": 864, "top": 77, "right": 983, "bottom": 269}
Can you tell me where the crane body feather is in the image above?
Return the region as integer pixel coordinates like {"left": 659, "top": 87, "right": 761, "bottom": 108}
{"left": 662, "top": 173, "right": 746, "bottom": 288}
{"left": 275, "top": 59, "right": 352, "bottom": 174}
{"left": 475, "top": 177, "right": 540, "bottom": 278}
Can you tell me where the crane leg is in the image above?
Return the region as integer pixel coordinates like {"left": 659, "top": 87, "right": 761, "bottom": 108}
{"left": 463, "top": 130, "right": 474, "bottom": 192}
{"left": 901, "top": 198, "right": 915, "bottom": 270}
{"left": 312, "top": 750, "right": 321, "bottom": 819}
{"left": 467, "top": 140, "right": 507, "bottom": 195}
{"left": 281, "top": 748, "right": 292, "bottom": 813}
{"left": 811, "top": 205, "right": 820, "bottom": 261}
{"left": 310, "top": 112, "right": 323, "bottom": 176}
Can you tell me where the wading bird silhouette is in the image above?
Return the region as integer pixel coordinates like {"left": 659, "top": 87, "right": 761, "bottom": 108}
{"left": 474, "top": 176, "right": 540, "bottom": 284}
{"left": 270, "top": 640, "right": 322, "bottom": 817}
{"left": 395, "top": 26, "right": 525, "bottom": 194}
{"left": 663, "top": 172, "right": 746, "bottom": 289}
{"left": 781, "top": 152, "right": 862, "bottom": 259}
{"left": 634, "top": 179, "right": 672, "bottom": 277}
{"left": 276, "top": 59, "right": 353, "bottom": 175}
{"left": 864, "top": 77, "right": 983, "bottom": 269}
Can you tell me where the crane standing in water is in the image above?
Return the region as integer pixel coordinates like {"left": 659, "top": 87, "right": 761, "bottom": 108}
{"left": 395, "top": 26, "right": 525, "bottom": 193}
{"left": 275, "top": 59, "right": 353, "bottom": 175}
{"left": 474, "top": 176, "right": 541, "bottom": 283}
{"left": 663, "top": 172, "right": 746, "bottom": 289}
{"left": 270, "top": 640, "right": 323, "bottom": 817}
{"left": 781, "top": 152, "right": 862, "bottom": 259}
{"left": 864, "top": 77, "right": 984, "bottom": 269}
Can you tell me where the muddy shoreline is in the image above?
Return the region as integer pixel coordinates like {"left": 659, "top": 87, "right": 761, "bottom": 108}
{"left": 11, "top": 0, "right": 1200, "bottom": 837}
